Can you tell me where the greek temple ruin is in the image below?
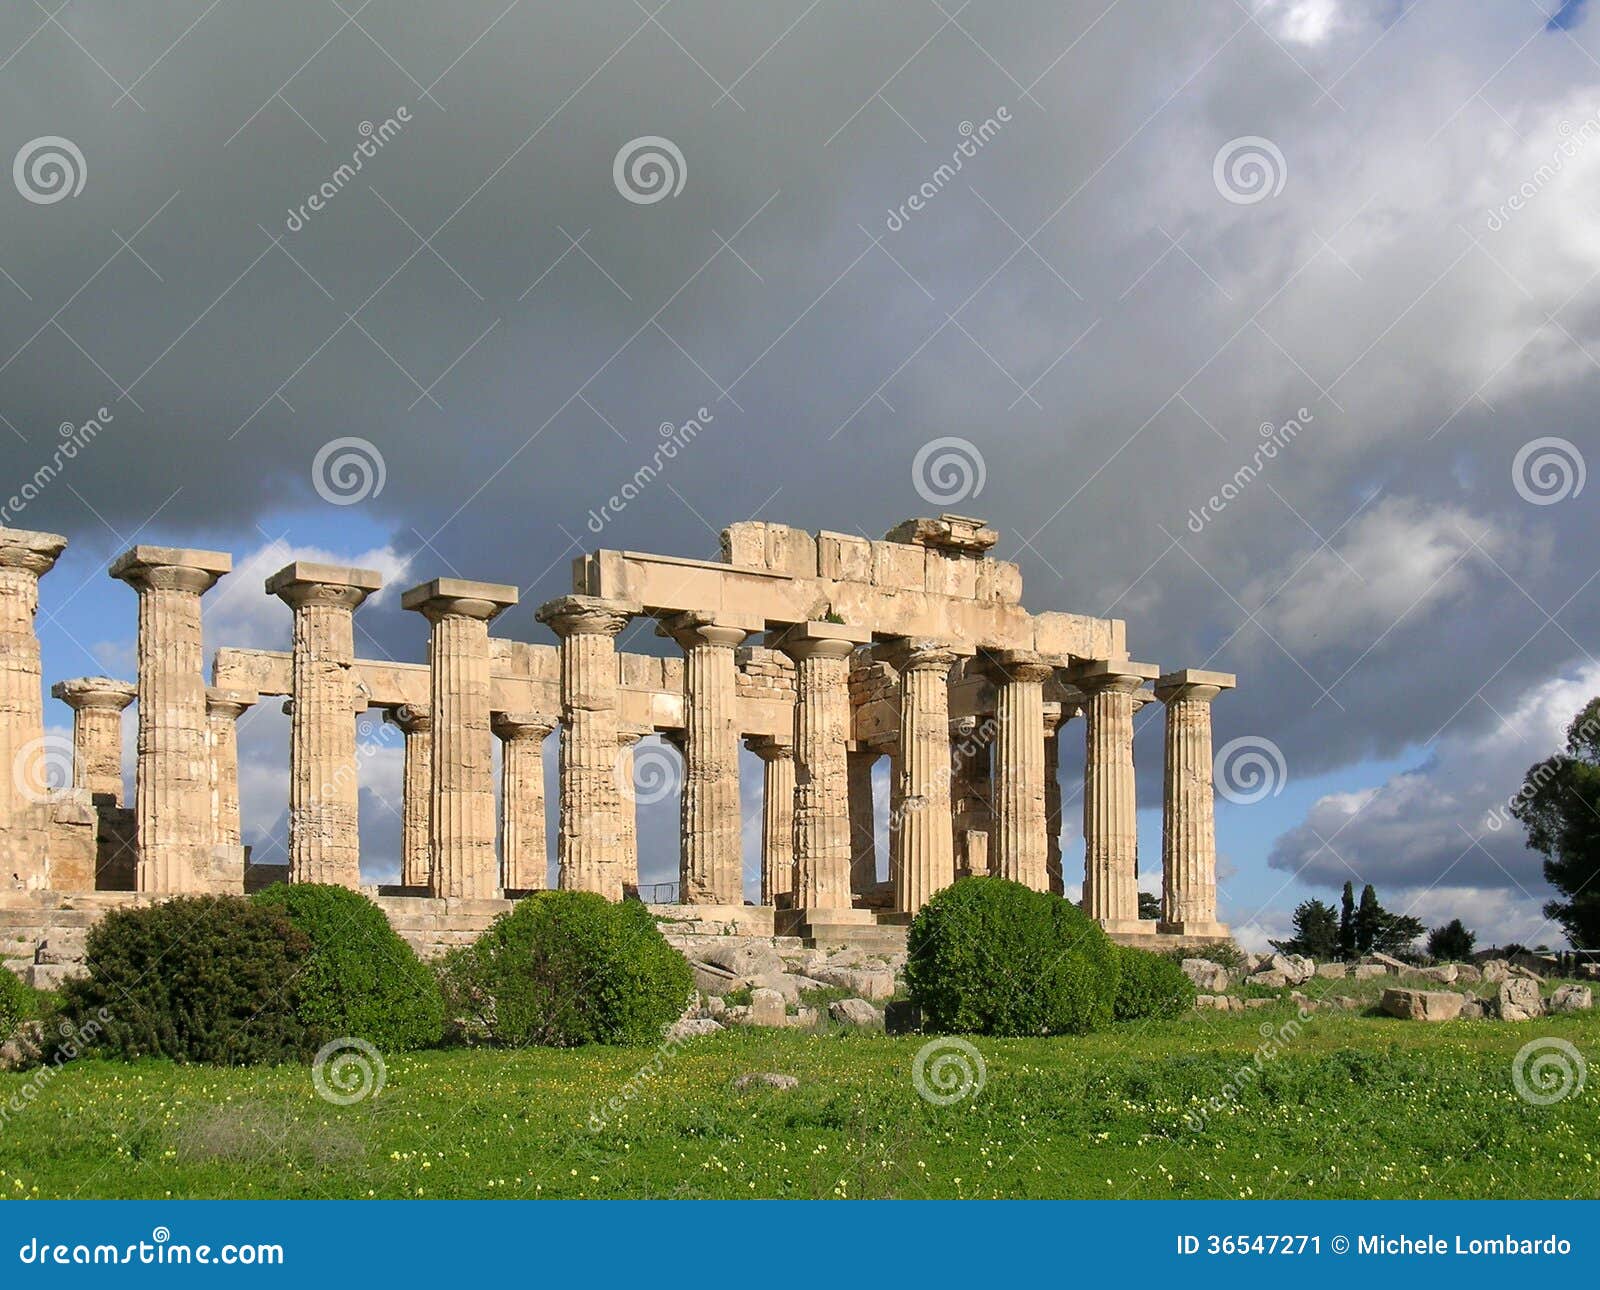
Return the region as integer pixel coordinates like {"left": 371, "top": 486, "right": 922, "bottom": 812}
{"left": 1, "top": 515, "right": 1234, "bottom": 969}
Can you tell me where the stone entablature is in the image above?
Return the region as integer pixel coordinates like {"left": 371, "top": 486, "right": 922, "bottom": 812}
{"left": 0, "top": 516, "right": 1234, "bottom": 946}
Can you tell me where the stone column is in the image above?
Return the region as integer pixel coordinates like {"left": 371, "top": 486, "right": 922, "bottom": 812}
{"left": 537, "top": 595, "right": 634, "bottom": 900}
{"left": 1071, "top": 660, "right": 1158, "bottom": 931}
{"left": 1156, "top": 669, "right": 1235, "bottom": 936}
{"left": 884, "top": 640, "right": 959, "bottom": 914}
{"left": 846, "top": 749, "right": 879, "bottom": 896}
{"left": 614, "top": 724, "right": 649, "bottom": 898}
{"left": 950, "top": 715, "right": 992, "bottom": 876}
{"left": 205, "top": 687, "right": 254, "bottom": 847}
{"left": 51, "top": 677, "right": 136, "bottom": 804}
{"left": 980, "top": 650, "right": 1055, "bottom": 892}
{"left": 494, "top": 710, "right": 556, "bottom": 893}
{"left": 0, "top": 529, "right": 67, "bottom": 828}
{"left": 778, "top": 622, "right": 869, "bottom": 912}
{"left": 1044, "top": 691, "right": 1080, "bottom": 898}
{"left": 110, "top": 545, "right": 231, "bottom": 893}
{"left": 746, "top": 736, "right": 794, "bottom": 905}
{"left": 386, "top": 704, "right": 433, "bottom": 889}
{"left": 268, "top": 562, "right": 382, "bottom": 888}
{"left": 661, "top": 613, "right": 749, "bottom": 906}
{"left": 404, "top": 578, "right": 519, "bottom": 900}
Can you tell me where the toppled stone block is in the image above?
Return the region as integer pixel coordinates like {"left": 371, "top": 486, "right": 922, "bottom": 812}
{"left": 1181, "top": 958, "right": 1230, "bottom": 992}
{"left": 666, "top": 1017, "right": 723, "bottom": 1041}
{"left": 1247, "top": 970, "right": 1289, "bottom": 989}
{"left": 1496, "top": 977, "right": 1543, "bottom": 1021}
{"left": 1416, "top": 964, "right": 1458, "bottom": 984}
{"left": 1459, "top": 996, "right": 1487, "bottom": 1019}
{"left": 1481, "top": 959, "right": 1511, "bottom": 983}
{"left": 1549, "top": 984, "right": 1592, "bottom": 1012}
{"left": 748, "top": 987, "right": 786, "bottom": 1028}
{"left": 1315, "top": 962, "right": 1348, "bottom": 979}
{"left": 1270, "top": 954, "right": 1315, "bottom": 985}
{"left": 1352, "top": 964, "right": 1389, "bottom": 980}
{"left": 1453, "top": 963, "right": 1482, "bottom": 983}
{"left": 1381, "top": 988, "right": 1464, "bottom": 1021}
{"left": 1194, "top": 993, "right": 1242, "bottom": 1011}
{"left": 828, "top": 998, "right": 883, "bottom": 1027}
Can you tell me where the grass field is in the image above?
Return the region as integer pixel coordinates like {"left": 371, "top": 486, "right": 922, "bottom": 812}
{"left": 2, "top": 999, "right": 1596, "bottom": 1200}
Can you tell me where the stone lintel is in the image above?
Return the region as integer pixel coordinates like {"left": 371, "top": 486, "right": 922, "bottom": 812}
{"left": 883, "top": 514, "right": 998, "bottom": 555}
{"left": 204, "top": 686, "right": 257, "bottom": 717}
{"left": 491, "top": 709, "right": 558, "bottom": 740}
{"left": 768, "top": 620, "right": 872, "bottom": 652}
{"left": 109, "top": 544, "right": 231, "bottom": 590}
{"left": 265, "top": 560, "right": 384, "bottom": 601}
{"left": 744, "top": 733, "right": 793, "bottom": 758}
{"left": 657, "top": 610, "right": 756, "bottom": 649}
{"left": 535, "top": 594, "right": 637, "bottom": 636}
{"left": 0, "top": 527, "right": 68, "bottom": 574}
{"left": 51, "top": 676, "right": 137, "bottom": 711}
{"left": 1155, "top": 668, "right": 1237, "bottom": 701}
{"left": 977, "top": 647, "right": 1055, "bottom": 684}
{"left": 402, "top": 577, "right": 519, "bottom": 621}
{"left": 874, "top": 636, "right": 970, "bottom": 672}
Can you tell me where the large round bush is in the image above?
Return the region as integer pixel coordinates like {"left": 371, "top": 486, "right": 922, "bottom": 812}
{"left": 439, "top": 891, "right": 693, "bottom": 1047}
{"left": 1112, "top": 944, "right": 1196, "bottom": 1020}
{"left": 253, "top": 883, "right": 443, "bottom": 1052}
{"left": 906, "top": 877, "right": 1120, "bottom": 1036}
{"left": 59, "top": 896, "right": 311, "bottom": 1064}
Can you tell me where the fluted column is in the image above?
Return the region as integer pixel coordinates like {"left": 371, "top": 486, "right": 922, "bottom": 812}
{"left": 847, "top": 749, "right": 879, "bottom": 896}
{"left": 950, "top": 715, "right": 993, "bottom": 876}
{"left": 205, "top": 687, "right": 254, "bottom": 847}
{"left": 51, "top": 677, "right": 136, "bottom": 804}
{"left": 883, "top": 641, "right": 959, "bottom": 913}
{"left": 268, "top": 562, "right": 382, "bottom": 888}
{"left": 778, "top": 622, "right": 869, "bottom": 911}
{"left": 537, "top": 595, "right": 635, "bottom": 900}
{"left": 1044, "top": 692, "right": 1080, "bottom": 898}
{"left": 662, "top": 613, "right": 749, "bottom": 905}
{"left": 1071, "top": 660, "right": 1158, "bottom": 931}
{"left": 746, "top": 736, "right": 794, "bottom": 905}
{"left": 405, "top": 577, "right": 519, "bottom": 900}
{"left": 1157, "top": 669, "right": 1235, "bottom": 936}
{"left": 386, "top": 704, "right": 432, "bottom": 889}
{"left": 614, "top": 724, "right": 649, "bottom": 898}
{"left": 111, "top": 545, "right": 231, "bottom": 893}
{"left": 0, "top": 529, "right": 67, "bottom": 829}
{"left": 980, "top": 650, "right": 1054, "bottom": 891}
{"left": 494, "top": 710, "right": 556, "bottom": 893}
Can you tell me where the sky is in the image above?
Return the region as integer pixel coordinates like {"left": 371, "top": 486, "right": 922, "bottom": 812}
{"left": 3, "top": 0, "right": 1597, "bottom": 952}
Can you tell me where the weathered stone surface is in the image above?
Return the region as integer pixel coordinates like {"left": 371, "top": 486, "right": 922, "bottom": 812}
{"left": 1459, "top": 996, "right": 1487, "bottom": 1019}
{"left": 690, "top": 961, "right": 740, "bottom": 996}
{"left": 811, "top": 965, "right": 895, "bottom": 1000}
{"left": 1481, "top": 959, "right": 1510, "bottom": 983}
{"left": 748, "top": 987, "right": 786, "bottom": 1027}
{"left": 1315, "top": 962, "right": 1348, "bottom": 979}
{"left": 1454, "top": 963, "right": 1482, "bottom": 983}
{"left": 1269, "top": 954, "right": 1315, "bottom": 985}
{"left": 828, "top": 998, "right": 883, "bottom": 1026}
{"left": 733, "top": 1071, "right": 799, "bottom": 1090}
{"left": 1247, "top": 970, "right": 1289, "bottom": 989}
{"left": 1352, "top": 964, "right": 1389, "bottom": 980}
{"left": 1325, "top": 995, "right": 1362, "bottom": 1011}
{"left": 1364, "top": 952, "right": 1409, "bottom": 973}
{"left": 0, "top": 1020, "right": 45, "bottom": 1071}
{"left": 1181, "top": 958, "right": 1230, "bottom": 992}
{"left": 1415, "top": 964, "right": 1458, "bottom": 984}
{"left": 1496, "top": 977, "right": 1543, "bottom": 1021}
{"left": 695, "top": 941, "right": 783, "bottom": 979}
{"left": 666, "top": 1017, "right": 723, "bottom": 1040}
{"left": 1381, "top": 988, "right": 1464, "bottom": 1021}
{"left": 1550, "top": 984, "right": 1592, "bottom": 1012}
{"left": 1194, "top": 993, "right": 1242, "bottom": 1011}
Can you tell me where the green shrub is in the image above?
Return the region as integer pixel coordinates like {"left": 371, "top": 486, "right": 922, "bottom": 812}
{"left": 1113, "top": 944, "right": 1197, "bottom": 1020}
{"left": 59, "top": 896, "right": 311, "bottom": 1065}
{"left": 906, "top": 877, "right": 1120, "bottom": 1036}
{"left": 1167, "top": 940, "right": 1247, "bottom": 973}
{"left": 253, "top": 883, "right": 442, "bottom": 1052}
{"left": 0, "top": 967, "right": 39, "bottom": 1035}
{"left": 439, "top": 891, "right": 693, "bottom": 1047}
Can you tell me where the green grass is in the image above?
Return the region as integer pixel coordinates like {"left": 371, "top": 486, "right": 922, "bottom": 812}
{"left": 1, "top": 1004, "right": 1595, "bottom": 1200}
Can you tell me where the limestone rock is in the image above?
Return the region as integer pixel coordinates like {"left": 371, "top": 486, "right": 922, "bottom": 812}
{"left": 1417, "top": 964, "right": 1458, "bottom": 984}
{"left": 1481, "top": 959, "right": 1510, "bottom": 983}
{"left": 828, "top": 998, "right": 883, "bottom": 1027}
{"left": 1181, "top": 958, "right": 1230, "bottom": 992}
{"left": 666, "top": 1017, "right": 723, "bottom": 1041}
{"left": 1550, "top": 984, "right": 1592, "bottom": 1012}
{"left": 1362, "top": 952, "right": 1408, "bottom": 974}
{"left": 1381, "top": 988, "right": 1464, "bottom": 1021}
{"left": 1458, "top": 996, "right": 1487, "bottom": 1019}
{"left": 733, "top": 1072, "right": 798, "bottom": 1090}
{"left": 0, "top": 1021, "right": 45, "bottom": 1071}
{"left": 690, "top": 960, "right": 740, "bottom": 997}
{"left": 793, "top": 1006, "right": 820, "bottom": 1029}
{"left": 1243, "top": 998, "right": 1275, "bottom": 1009}
{"left": 1315, "top": 962, "right": 1348, "bottom": 979}
{"left": 811, "top": 965, "right": 895, "bottom": 1000}
{"left": 1194, "top": 993, "right": 1243, "bottom": 1011}
{"left": 748, "top": 987, "right": 786, "bottom": 1027}
{"left": 1453, "top": 963, "right": 1482, "bottom": 983}
{"left": 1270, "top": 954, "right": 1315, "bottom": 985}
{"left": 1352, "top": 964, "right": 1389, "bottom": 980}
{"left": 1247, "top": 969, "right": 1289, "bottom": 989}
{"left": 1326, "top": 995, "right": 1361, "bottom": 1011}
{"left": 1495, "top": 978, "right": 1543, "bottom": 1021}
{"left": 696, "top": 941, "right": 783, "bottom": 979}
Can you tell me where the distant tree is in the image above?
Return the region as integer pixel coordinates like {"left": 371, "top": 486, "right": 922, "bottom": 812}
{"left": 1355, "top": 884, "right": 1382, "bottom": 954}
{"left": 1137, "top": 891, "right": 1161, "bottom": 921}
{"left": 1338, "top": 881, "right": 1357, "bottom": 960}
{"left": 1511, "top": 696, "right": 1600, "bottom": 950}
{"left": 1352, "top": 884, "right": 1424, "bottom": 957}
{"left": 1426, "top": 918, "right": 1476, "bottom": 962}
{"left": 1271, "top": 899, "right": 1340, "bottom": 959}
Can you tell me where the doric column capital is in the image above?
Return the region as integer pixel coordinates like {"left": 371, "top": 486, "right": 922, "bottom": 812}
{"left": 1065, "top": 658, "right": 1160, "bottom": 695}
{"left": 110, "top": 544, "right": 231, "bottom": 596}
{"left": 1155, "top": 667, "right": 1237, "bottom": 705}
{"left": 744, "top": 733, "right": 794, "bottom": 762}
{"left": 878, "top": 637, "right": 963, "bottom": 675}
{"left": 492, "top": 709, "right": 559, "bottom": 742}
{"left": 386, "top": 702, "right": 432, "bottom": 735}
{"left": 771, "top": 620, "right": 871, "bottom": 664}
{"left": 204, "top": 686, "right": 256, "bottom": 720}
{"left": 536, "top": 593, "right": 635, "bottom": 638}
{"left": 266, "top": 560, "right": 383, "bottom": 611}
{"left": 402, "top": 577, "right": 518, "bottom": 624}
{"left": 978, "top": 648, "right": 1055, "bottom": 686}
{"left": 616, "top": 721, "right": 651, "bottom": 748}
{"left": 52, "top": 676, "right": 137, "bottom": 713}
{"left": 0, "top": 527, "right": 67, "bottom": 577}
{"left": 659, "top": 610, "right": 753, "bottom": 651}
